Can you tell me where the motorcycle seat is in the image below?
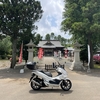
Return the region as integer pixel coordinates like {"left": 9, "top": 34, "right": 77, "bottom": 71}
{"left": 40, "top": 70, "right": 52, "bottom": 77}
{"left": 44, "top": 72, "right": 52, "bottom": 77}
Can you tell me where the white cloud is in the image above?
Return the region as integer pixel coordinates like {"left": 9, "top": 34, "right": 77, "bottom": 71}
{"left": 35, "top": 0, "right": 72, "bottom": 39}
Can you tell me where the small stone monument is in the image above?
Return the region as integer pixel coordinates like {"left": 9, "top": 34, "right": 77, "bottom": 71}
{"left": 26, "top": 39, "right": 35, "bottom": 63}
{"left": 70, "top": 41, "right": 84, "bottom": 70}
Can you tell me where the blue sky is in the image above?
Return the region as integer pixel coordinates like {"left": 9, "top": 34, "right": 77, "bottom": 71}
{"left": 35, "top": 0, "right": 72, "bottom": 39}
{"left": 0, "top": 0, "right": 72, "bottom": 39}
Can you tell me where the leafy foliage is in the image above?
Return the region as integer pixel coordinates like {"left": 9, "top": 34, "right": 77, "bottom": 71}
{"left": 0, "top": 0, "right": 43, "bottom": 68}
{"left": 44, "top": 33, "right": 68, "bottom": 47}
{"left": 34, "top": 33, "right": 42, "bottom": 45}
{"left": 0, "top": 0, "right": 43, "bottom": 36}
{"left": 61, "top": 0, "right": 100, "bottom": 68}
{"left": 0, "top": 36, "right": 12, "bottom": 59}
{"left": 45, "top": 34, "right": 50, "bottom": 41}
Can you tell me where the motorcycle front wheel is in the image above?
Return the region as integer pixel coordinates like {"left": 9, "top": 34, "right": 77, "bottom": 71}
{"left": 60, "top": 79, "right": 72, "bottom": 91}
{"left": 31, "top": 78, "right": 41, "bottom": 90}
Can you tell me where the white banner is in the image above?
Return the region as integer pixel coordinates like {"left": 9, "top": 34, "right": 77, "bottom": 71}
{"left": 88, "top": 45, "right": 90, "bottom": 67}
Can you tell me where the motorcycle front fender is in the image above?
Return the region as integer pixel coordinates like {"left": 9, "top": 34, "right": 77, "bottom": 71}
{"left": 29, "top": 73, "right": 36, "bottom": 83}
{"left": 64, "top": 78, "right": 70, "bottom": 80}
{"left": 29, "top": 77, "right": 33, "bottom": 83}
{"left": 59, "top": 78, "right": 70, "bottom": 85}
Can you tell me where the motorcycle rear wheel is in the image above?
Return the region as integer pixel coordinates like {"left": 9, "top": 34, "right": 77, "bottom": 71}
{"left": 60, "top": 79, "right": 72, "bottom": 91}
{"left": 31, "top": 78, "right": 41, "bottom": 90}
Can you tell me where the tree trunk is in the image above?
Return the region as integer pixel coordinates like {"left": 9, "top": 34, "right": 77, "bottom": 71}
{"left": 88, "top": 33, "right": 94, "bottom": 69}
{"left": 10, "top": 38, "right": 17, "bottom": 68}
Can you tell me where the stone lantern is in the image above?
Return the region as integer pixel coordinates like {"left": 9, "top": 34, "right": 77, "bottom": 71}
{"left": 26, "top": 39, "right": 35, "bottom": 62}
{"left": 70, "top": 41, "right": 84, "bottom": 70}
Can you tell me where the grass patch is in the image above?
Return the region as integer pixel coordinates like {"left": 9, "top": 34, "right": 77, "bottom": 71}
{"left": 94, "top": 64, "right": 100, "bottom": 69}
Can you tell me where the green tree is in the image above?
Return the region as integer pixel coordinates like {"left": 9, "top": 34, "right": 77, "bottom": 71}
{"left": 58, "top": 35, "right": 61, "bottom": 41}
{"left": 50, "top": 32, "right": 55, "bottom": 40}
{"left": 0, "top": 36, "right": 12, "bottom": 59}
{"left": 0, "top": 0, "right": 43, "bottom": 68}
{"left": 61, "top": 37, "right": 67, "bottom": 47}
{"left": 45, "top": 34, "right": 50, "bottom": 41}
{"left": 34, "top": 33, "right": 42, "bottom": 45}
{"left": 54, "top": 36, "right": 58, "bottom": 40}
{"left": 57, "top": 35, "right": 67, "bottom": 47}
{"left": 61, "top": 0, "right": 100, "bottom": 68}
{"left": 0, "top": 32, "right": 6, "bottom": 40}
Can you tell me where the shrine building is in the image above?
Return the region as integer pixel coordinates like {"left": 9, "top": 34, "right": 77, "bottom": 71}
{"left": 37, "top": 40, "right": 64, "bottom": 56}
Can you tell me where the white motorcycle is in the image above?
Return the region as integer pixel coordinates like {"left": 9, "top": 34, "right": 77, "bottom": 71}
{"left": 27, "top": 62, "right": 72, "bottom": 91}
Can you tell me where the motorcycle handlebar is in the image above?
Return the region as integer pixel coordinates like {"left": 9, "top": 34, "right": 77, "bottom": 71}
{"left": 53, "top": 61, "right": 64, "bottom": 69}
{"left": 57, "top": 61, "right": 61, "bottom": 65}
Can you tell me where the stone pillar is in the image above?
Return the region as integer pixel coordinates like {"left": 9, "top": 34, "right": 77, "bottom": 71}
{"left": 26, "top": 39, "right": 35, "bottom": 63}
{"left": 27, "top": 48, "right": 34, "bottom": 62}
{"left": 70, "top": 42, "right": 84, "bottom": 70}
{"left": 74, "top": 49, "right": 80, "bottom": 62}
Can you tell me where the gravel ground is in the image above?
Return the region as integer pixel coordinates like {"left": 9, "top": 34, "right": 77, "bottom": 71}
{"left": 0, "top": 57, "right": 100, "bottom": 100}
{"left": 0, "top": 60, "right": 10, "bottom": 68}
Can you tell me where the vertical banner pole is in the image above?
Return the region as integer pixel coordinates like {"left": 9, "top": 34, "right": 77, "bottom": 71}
{"left": 87, "top": 44, "right": 91, "bottom": 72}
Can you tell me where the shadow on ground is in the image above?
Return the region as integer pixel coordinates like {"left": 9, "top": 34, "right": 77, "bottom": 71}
{"left": 29, "top": 88, "right": 73, "bottom": 95}
{"left": 0, "top": 65, "right": 56, "bottom": 80}
{"left": 0, "top": 64, "right": 100, "bottom": 80}
{"left": 72, "top": 68, "right": 100, "bottom": 78}
{"left": 0, "top": 67, "right": 32, "bottom": 79}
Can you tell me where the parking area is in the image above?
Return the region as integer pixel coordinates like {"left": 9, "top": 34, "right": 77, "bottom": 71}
{"left": 0, "top": 57, "right": 100, "bottom": 100}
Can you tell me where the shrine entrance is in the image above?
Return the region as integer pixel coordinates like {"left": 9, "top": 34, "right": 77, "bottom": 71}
{"left": 44, "top": 48, "right": 53, "bottom": 56}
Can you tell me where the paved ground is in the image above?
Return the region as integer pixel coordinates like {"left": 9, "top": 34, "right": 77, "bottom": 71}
{"left": 0, "top": 57, "right": 100, "bottom": 100}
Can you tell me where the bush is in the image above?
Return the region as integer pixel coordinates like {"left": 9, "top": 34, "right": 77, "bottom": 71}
{"left": 7, "top": 55, "right": 12, "bottom": 59}
{"left": 0, "top": 55, "right": 6, "bottom": 59}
